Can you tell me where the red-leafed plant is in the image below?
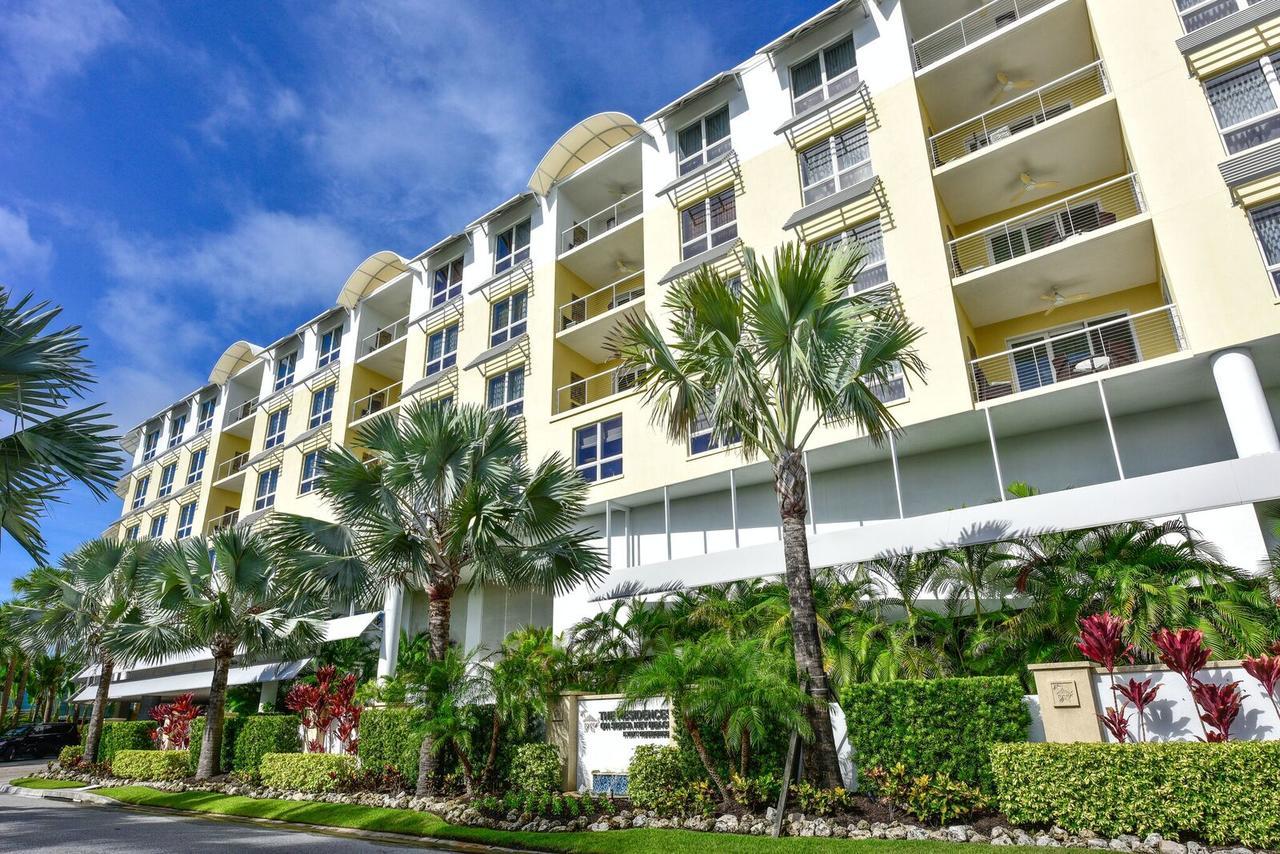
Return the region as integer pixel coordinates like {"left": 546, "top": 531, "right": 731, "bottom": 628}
{"left": 1191, "top": 680, "right": 1245, "bottom": 742}
{"left": 1113, "top": 677, "right": 1160, "bottom": 743}
{"left": 1152, "top": 627, "right": 1212, "bottom": 739}
{"left": 1098, "top": 706, "right": 1132, "bottom": 743}
{"left": 1243, "top": 653, "right": 1280, "bottom": 721}
{"left": 149, "top": 693, "right": 202, "bottom": 750}
{"left": 285, "top": 665, "right": 362, "bottom": 754}
{"left": 1078, "top": 613, "right": 1134, "bottom": 742}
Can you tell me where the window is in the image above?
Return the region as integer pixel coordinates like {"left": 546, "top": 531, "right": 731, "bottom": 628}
{"left": 432, "top": 257, "right": 464, "bottom": 307}
{"left": 142, "top": 429, "right": 160, "bottom": 461}
{"left": 254, "top": 467, "right": 279, "bottom": 510}
{"left": 309, "top": 384, "right": 335, "bottom": 429}
{"left": 680, "top": 188, "right": 737, "bottom": 260}
{"left": 265, "top": 407, "right": 289, "bottom": 449}
{"left": 490, "top": 290, "right": 528, "bottom": 346}
{"left": 426, "top": 324, "right": 459, "bottom": 375}
{"left": 574, "top": 416, "right": 623, "bottom": 482}
{"left": 818, "top": 218, "right": 889, "bottom": 291}
{"left": 1008, "top": 315, "right": 1139, "bottom": 392}
{"left": 799, "top": 123, "right": 871, "bottom": 205}
{"left": 149, "top": 514, "right": 166, "bottom": 539}
{"left": 186, "top": 447, "right": 207, "bottom": 485}
{"left": 1249, "top": 201, "right": 1280, "bottom": 295}
{"left": 677, "top": 105, "right": 731, "bottom": 176}
{"left": 428, "top": 394, "right": 455, "bottom": 412}
{"left": 317, "top": 325, "right": 342, "bottom": 367}
{"left": 987, "top": 201, "right": 1103, "bottom": 265}
{"left": 689, "top": 408, "right": 740, "bottom": 456}
{"left": 157, "top": 462, "right": 177, "bottom": 498}
{"left": 125, "top": 524, "right": 140, "bottom": 542}
{"left": 790, "top": 35, "right": 857, "bottom": 114}
{"left": 1206, "top": 53, "right": 1280, "bottom": 155}
{"left": 299, "top": 450, "right": 322, "bottom": 495}
{"left": 869, "top": 361, "right": 907, "bottom": 403}
{"left": 487, "top": 366, "right": 525, "bottom": 417}
{"left": 274, "top": 351, "right": 297, "bottom": 391}
{"left": 131, "top": 476, "right": 149, "bottom": 510}
{"left": 494, "top": 219, "right": 531, "bottom": 273}
{"left": 168, "top": 413, "right": 187, "bottom": 448}
{"left": 1178, "top": 0, "right": 1253, "bottom": 33}
{"left": 176, "top": 502, "right": 196, "bottom": 538}
{"left": 196, "top": 397, "right": 216, "bottom": 432}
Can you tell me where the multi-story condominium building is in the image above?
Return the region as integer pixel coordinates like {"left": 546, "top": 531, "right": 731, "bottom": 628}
{"left": 97, "top": 0, "right": 1280, "bottom": 703}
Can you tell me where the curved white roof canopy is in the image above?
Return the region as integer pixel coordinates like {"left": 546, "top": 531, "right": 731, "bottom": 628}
{"left": 208, "top": 340, "right": 263, "bottom": 384}
{"left": 336, "top": 251, "right": 410, "bottom": 308}
{"left": 528, "top": 112, "right": 644, "bottom": 196}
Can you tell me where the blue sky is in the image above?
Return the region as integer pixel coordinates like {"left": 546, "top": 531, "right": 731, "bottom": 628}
{"left": 0, "top": 0, "right": 829, "bottom": 592}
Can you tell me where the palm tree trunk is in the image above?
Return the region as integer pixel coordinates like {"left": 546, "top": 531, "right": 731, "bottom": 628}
{"left": 454, "top": 743, "right": 476, "bottom": 796}
{"left": 683, "top": 715, "right": 734, "bottom": 805}
{"left": 0, "top": 655, "right": 14, "bottom": 728}
{"left": 43, "top": 686, "right": 55, "bottom": 722}
{"left": 197, "top": 648, "right": 233, "bottom": 779}
{"left": 14, "top": 667, "right": 28, "bottom": 723}
{"left": 415, "top": 729, "right": 439, "bottom": 797}
{"left": 415, "top": 580, "right": 455, "bottom": 796}
{"left": 84, "top": 655, "right": 114, "bottom": 763}
{"left": 481, "top": 708, "right": 502, "bottom": 788}
{"left": 739, "top": 734, "right": 750, "bottom": 779}
{"left": 775, "top": 451, "right": 843, "bottom": 789}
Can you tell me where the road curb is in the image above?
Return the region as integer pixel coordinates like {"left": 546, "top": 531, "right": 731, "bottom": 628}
{"left": 0, "top": 782, "right": 111, "bottom": 804}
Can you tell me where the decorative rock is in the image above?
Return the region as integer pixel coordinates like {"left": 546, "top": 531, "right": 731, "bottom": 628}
{"left": 714, "top": 814, "right": 738, "bottom": 833}
{"left": 1157, "top": 842, "right": 1185, "bottom": 854}
{"left": 631, "top": 815, "right": 647, "bottom": 828}
{"left": 1087, "top": 840, "right": 1110, "bottom": 850}
{"left": 588, "top": 821, "right": 610, "bottom": 832}
{"left": 948, "top": 825, "right": 972, "bottom": 842}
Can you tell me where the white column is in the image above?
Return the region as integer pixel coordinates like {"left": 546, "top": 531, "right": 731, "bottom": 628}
{"left": 376, "top": 584, "right": 404, "bottom": 681}
{"left": 1211, "top": 348, "right": 1280, "bottom": 458}
{"left": 258, "top": 680, "right": 279, "bottom": 712}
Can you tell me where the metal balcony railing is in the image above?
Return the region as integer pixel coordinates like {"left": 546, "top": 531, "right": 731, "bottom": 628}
{"left": 215, "top": 451, "right": 249, "bottom": 482}
{"left": 912, "top": 0, "right": 1058, "bottom": 70}
{"left": 205, "top": 509, "right": 239, "bottom": 535}
{"left": 224, "top": 398, "right": 258, "bottom": 427}
{"left": 947, "top": 173, "right": 1144, "bottom": 279}
{"left": 928, "top": 61, "right": 1109, "bottom": 168}
{"left": 350, "top": 381, "right": 401, "bottom": 422}
{"left": 559, "top": 272, "right": 645, "bottom": 331}
{"left": 360, "top": 316, "right": 409, "bottom": 357}
{"left": 555, "top": 365, "right": 642, "bottom": 414}
{"left": 561, "top": 191, "right": 643, "bottom": 254}
{"left": 968, "top": 305, "right": 1186, "bottom": 402}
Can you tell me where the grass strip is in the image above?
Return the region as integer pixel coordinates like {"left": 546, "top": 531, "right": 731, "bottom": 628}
{"left": 9, "top": 777, "right": 87, "bottom": 790}
{"left": 96, "top": 785, "right": 1037, "bottom": 853}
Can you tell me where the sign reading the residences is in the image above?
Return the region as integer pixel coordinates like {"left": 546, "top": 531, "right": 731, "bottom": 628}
{"left": 576, "top": 696, "right": 672, "bottom": 792}
{"left": 587, "top": 706, "right": 670, "bottom": 739}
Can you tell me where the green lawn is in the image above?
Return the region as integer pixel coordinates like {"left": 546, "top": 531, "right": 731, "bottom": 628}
{"left": 95, "top": 786, "right": 1036, "bottom": 853}
{"left": 9, "top": 778, "right": 87, "bottom": 790}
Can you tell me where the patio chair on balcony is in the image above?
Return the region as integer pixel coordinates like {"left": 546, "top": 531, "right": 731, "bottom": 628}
{"left": 973, "top": 365, "right": 1013, "bottom": 401}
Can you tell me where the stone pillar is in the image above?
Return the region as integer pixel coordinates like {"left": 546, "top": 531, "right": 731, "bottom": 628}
{"left": 1027, "top": 662, "right": 1103, "bottom": 743}
{"left": 1211, "top": 348, "right": 1280, "bottom": 458}
{"left": 547, "top": 693, "right": 580, "bottom": 792}
{"left": 376, "top": 584, "right": 404, "bottom": 681}
{"left": 258, "top": 680, "right": 279, "bottom": 713}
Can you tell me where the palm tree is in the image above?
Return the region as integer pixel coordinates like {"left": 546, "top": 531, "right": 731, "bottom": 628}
{"left": 414, "top": 647, "right": 487, "bottom": 795}
{"left": 269, "top": 401, "right": 606, "bottom": 794}
{"left": 615, "top": 240, "right": 925, "bottom": 786}
{"left": 0, "top": 289, "right": 119, "bottom": 563}
{"left": 115, "top": 526, "right": 326, "bottom": 778}
{"left": 9, "top": 538, "right": 150, "bottom": 761}
{"left": 0, "top": 610, "right": 24, "bottom": 729}
{"left": 479, "top": 627, "right": 558, "bottom": 787}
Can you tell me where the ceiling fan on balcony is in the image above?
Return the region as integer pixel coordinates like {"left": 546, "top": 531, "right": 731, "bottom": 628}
{"left": 1010, "top": 171, "right": 1061, "bottom": 203}
{"left": 1041, "top": 287, "right": 1091, "bottom": 316}
{"left": 613, "top": 254, "right": 641, "bottom": 276}
{"left": 989, "top": 71, "right": 1036, "bottom": 105}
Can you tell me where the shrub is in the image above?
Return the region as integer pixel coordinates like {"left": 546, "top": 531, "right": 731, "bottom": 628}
{"left": 112, "top": 749, "right": 190, "bottom": 781}
{"left": 509, "top": 743, "right": 561, "bottom": 794}
{"left": 990, "top": 742, "right": 1280, "bottom": 848}
{"left": 627, "top": 745, "right": 688, "bottom": 812}
{"left": 330, "top": 763, "right": 412, "bottom": 795}
{"left": 358, "top": 706, "right": 426, "bottom": 785}
{"left": 730, "top": 772, "right": 781, "bottom": 812}
{"left": 865, "top": 763, "right": 989, "bottom": 826}
{"left": 89, "top": 721, "right": 156, "bottom": 765}
{"left": 187, "top": 715, "right": 250, "bottom": 776}
{"left": 57, "top": 745, "right": 84, "bottom": 768}
{"left": 259, "top": 752, "right": 355, "bottom": 793}
{"left": 233, "top": 715, "right": 300, "bottom": 777}
{"left": 481, "top": 790, "right": 616, "bottom": 820}
{"left": 844, "top": 675, "right": 1028, "bottom": 794}
{"left": 788, "top": 782, "right": 855, "bottom": 816}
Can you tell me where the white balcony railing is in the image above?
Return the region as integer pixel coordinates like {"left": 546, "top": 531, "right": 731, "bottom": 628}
{"left": 555, "top": 365, "right": 642, "bottom": 414}
{"left": 968, "top": 305, "right": 1186, "bottom": 403}
{"left": 360, "top": 316, "right": 409, "bottom": 357}
{"left": 559, "top": 272, "right": 645, "bottom": 331}
{"left": 350, "top": 381, "right": 401, "bottom": 423}
{"left": 912, "top": 0, "right": 1058, "bottom": 70}
{"left": 561, "top": 191, "right": 643, "bottom": 255}
{"left": 215, "top": 451, "right": 249, "bottom": 482}
{"left": 224, "top": 397, "right": 258, "bottom": 427}
{"left": 947, "top": 173, "right": 1144, "bottom": 279}
{"left": 928, "top": 61, "right": 1109, "bottom": 168}
{"left": 205, "top": 509, "right": 239, "bottom": 535}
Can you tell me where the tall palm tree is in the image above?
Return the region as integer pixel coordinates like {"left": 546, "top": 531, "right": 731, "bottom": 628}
{"left": 115, "top": 526, "right": 326, "bottom": 778}
{"left": 615, "top": 240, "right": 925, "bottom": 786}
{"left": 0, "top": 289, "right": 118, "bottom": 563}
{"left": 0, "top": 609, "right": 24, "bottom": 729}
{"left": 9, "top": 538, "right": 150, "bottom": 761}
{"left": 269, "top": 401, "right": 606, "bottom": 794}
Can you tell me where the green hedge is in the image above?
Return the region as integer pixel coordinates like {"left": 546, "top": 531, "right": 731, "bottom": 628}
{"left": 991, "top": 742, "right": 1280, "bottom": 848}
{"left": 233, "top": 715, "right": 299, "bottom": 776}
{"left": 259, "top": 752, "right": 355, "bottom": 793}
{"left": 358, "top": 706, "right": 426, "bottom": 784}
{"left": 112, "top": 749, "right": 189, "bottom": 781}
{"left": 844, "top": 675, "right": 1028, "bottom": 794}
{"left": 627, "top": 745, "right": 687, "bottom": 812}
{"left": 88, "top": 721, "right": 157, "bottom": 765}
{"left": 187, "top": 715, "right": 254, "bottom": 775}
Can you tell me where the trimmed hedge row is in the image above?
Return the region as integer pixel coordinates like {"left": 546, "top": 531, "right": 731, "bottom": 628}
{"left": 188, "top": 714, "right": 299, "bottom": 776}
{"left": 259, "top": 752, "right": 354, "bottom": 793}
{"left": 991, "top": 742, "right": 1280, "bottom": 848}
{"left": 87, "top": 721, "right": 156, "bottom": 765}
{"left": 113, "top": 749, "right": 189, "bottom": 781}
{"left": 843, "top": 675, "right": 1028, "bottom": 794}
{"left": 358, "top": 706, "right": 426, "bottom": 784}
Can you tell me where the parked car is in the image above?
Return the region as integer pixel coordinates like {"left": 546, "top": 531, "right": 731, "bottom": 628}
{"left": 0, "top": 722, "right": 80, "bottom": 760}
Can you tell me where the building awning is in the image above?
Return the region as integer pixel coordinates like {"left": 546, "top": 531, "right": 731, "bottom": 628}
{"left": 208, "top": 340, "right": 264, "bottom": 385}
{"left": 782, "top": 175, "right": 878, "bottom": 230}
{"left": 756, "top": 0, "right": 867, "bottom": 59}
{"left": 466, "top": 193, "right": 535, "bottom": 233}
{"left": 74, "top": 659, "right": 309, "bottom": 702}
{"left": 336, "top": 251, "right": 410, "bottom": 309}
{"left": 528, "top": 113, "right": 645, "bottom": 195}
{"left": 646, "top": 71, "right": 741, "bottom": 124}
{"left": 323, "top": 611, "right": 380, "bottom": 642}
{"left": 657, "top": 239, "right": 740, "bottom": 285}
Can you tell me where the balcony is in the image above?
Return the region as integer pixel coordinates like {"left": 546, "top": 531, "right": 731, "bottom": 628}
{"left": 913, "top": 0, "right": 1061, "bottom": 71}
{"left": 214, "top": 451, "right": 249, "bottom": 484}
{"left": 223, "top": 398, "right": 258, "bottom": 438}
{"left": 204, "top": 509, "right": 239, "bottom": 535}
{"left": 556, "top": 272, "right": 645, "bottom": 363}
{"left": 968, "top": 305, "right": 1187, "bottom": 402}
{"left": 929, "top": 62, "right": 1108, "bottom": 169}
{"left": 561, "top": 191, "right": 642, "bottom": 256}
{"left": 350, "top": 381, "right": 401, "bottom": 426}
{"left": 360, "top": 316, "right": 408, "bottom": 358}
{"left": 554, "top": 365, "right": 641, "bottom": 414}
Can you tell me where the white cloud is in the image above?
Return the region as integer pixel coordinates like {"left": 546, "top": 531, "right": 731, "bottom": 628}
{"left": 0, "top": 205, "right": 54, "bottom": 280}
{"left": 0, "top": 0, "right": 127, "bottom": 104}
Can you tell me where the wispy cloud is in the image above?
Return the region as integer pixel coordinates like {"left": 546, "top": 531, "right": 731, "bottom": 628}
{"left": 0, "top": 0, "right": 128, "bottom": 105}
{"left": 0, "top": 205, "right": 54, "bottom": 280}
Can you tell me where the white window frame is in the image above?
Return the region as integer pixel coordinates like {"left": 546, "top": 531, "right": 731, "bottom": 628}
{"left": 168, "top": 413, "right": 187, "bottom": 448}
{"left": 157, "top": 462, "right": 177, "bottom": 498}
{"left": 817, "top": 218, "right": 889, "bottom": 292}
{"left": 273, "top": 351, "right": 297, "bottom": 391}
{"left": 132, "top": 476, "right": 149, "bottom": 510}
{"left": 426, "top": 323, "right": 459, "bottom": 376}
{"left": 1205, "top": 53, "right": 1280, "bottom": 156}
{"left": 176, "top": 502, "right": 196, "bottom": 538}
{"left": 676, "top": 104, "right": 732, "bottom": 176}
{"left": 265, "top": 407, "right": 289, "bottom": 449}
{"left": 299, "top": 450, "right": 322, "bottom": 495}
{"left": 186, "top": 447, "right": 206, "bottom": 485}
{"left": 432, "top": 256, "right": 464, "bottom": 307}
{"left": 789, "top": 33, "right": 858, "bottom": 115}
{"left": 574, "top": 415, "right": 624, "bottom": 483}
{"left": 1248, "top": 200, "right": 1280, "bottom": 297}
{"left": 1177, "top": 0, "right": 1250, "bottom": 33}
{"left": 317, "top": 325, "right": 342, "bottom": 368}
{"left": 487, "top": 367, "right": 525, "bottom": 418}
{"left": 196, "top": 398, "right": 216, "bottom": 432}
{"left": 869, "top": 361, "right": 907, "bottom": 404}
{"left": 125, "top": 524, "right": 140, "bottom": 542}
{"left": 680, "top": 187, "right": 738, "bottom": 260}
{"left": 149, "top": 514, "right": 167, "bottom": 539}
{"left": 688, "top": 408, "right": 742, "bottom": 457}
{"left": 254, "top": 467, "right": 279, "bottom": 511}
{"left": 798, "top": 122, "right": 871, "bottom": 206}
{"left": 494, "top": 218, "right": 531, "bottom": 274}
{"left": 309, "top": 384, "right": 335, "bottom": 429}
{"left": 142, "top": 429, "right": 160, "bottom": 461}
{"left": 428, "top": 394, "right": 455, "bottom": 412}
{"left": 489, "top": 290, "right": 528, "bottom": 346}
